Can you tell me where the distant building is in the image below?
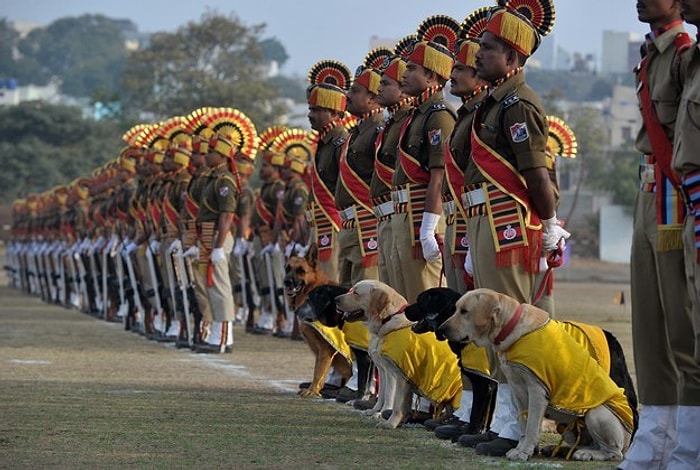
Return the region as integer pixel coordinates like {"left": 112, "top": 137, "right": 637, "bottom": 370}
{"left": 605, "top": 85, "right": 640, "bottom": 148}
{"left": 531, "top": 35, "right": 571, "bottom": 70}
{"left": 601, "top": 30, "right": 643, "bottom": 74}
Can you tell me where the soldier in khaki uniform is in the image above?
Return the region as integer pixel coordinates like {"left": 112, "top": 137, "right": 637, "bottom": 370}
{"left": 182, "top": 108, "right": 216, "bottom": 345}
{"left": 335, "top": 50, "right": 388, "bottom": 287}
{"left": 249, "top": 126, "right": 287, "bottom": 334}
{"left": 458, "top": 2, "right": 567, "bottom": 457}
{"left": 192, "top": 108, "right": 251, "bottom": 354}
{"left": 391, "top": 16, "right": 459, "bottom": 303}
{"left": 305, "top": 60, "right": 352, "bottom": 281}
{"left": 444, "top": 24, "right": 487, "bottom": 294}
{"left": 372, "top": 40, "right": 413, "bottom": 291}
{"left": 671, "top": 1, "right": 700, "bottom": 467}
{"left": 621, "top": 3, "right": 700, "bottom": 468}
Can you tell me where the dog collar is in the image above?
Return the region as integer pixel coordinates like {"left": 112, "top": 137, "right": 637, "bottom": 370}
{"left": 493, "top": 303, "right": 523, "bottom": 345}
{"left": 381, "top": 303, "right": 409, "bottom": 325}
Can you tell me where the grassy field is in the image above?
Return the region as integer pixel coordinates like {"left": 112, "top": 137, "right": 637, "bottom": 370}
{"left": 0, "top": 259, "right": 632, "bottom": 469}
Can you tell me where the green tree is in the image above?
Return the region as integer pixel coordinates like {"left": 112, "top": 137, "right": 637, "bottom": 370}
{"left": 17, "top": 15, "right": 129, "bottom": 97}
{"left": 260, "top": 37, "right": 289, "bottom": 67}
{"left": 122, "top": 12, "right": 288, "bottom": 130}
{"left": 0, "top": 102, "right": 122, "bottom": 202}
{"left": 0, "top": 18, "right": 49, "bottom": 86}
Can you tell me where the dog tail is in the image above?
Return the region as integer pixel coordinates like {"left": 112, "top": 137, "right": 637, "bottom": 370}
{"left": 604, "top": 329, "right": 639, "bottom": 436}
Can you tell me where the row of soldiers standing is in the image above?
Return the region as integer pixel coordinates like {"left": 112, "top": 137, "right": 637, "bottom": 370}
{"left": 7, "top": 107, "right": 318, "bottom": 354}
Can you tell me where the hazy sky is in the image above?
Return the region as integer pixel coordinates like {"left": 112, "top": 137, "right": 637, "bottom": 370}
{"left": 2, "top": 0, "right": 689, "bottom": 76}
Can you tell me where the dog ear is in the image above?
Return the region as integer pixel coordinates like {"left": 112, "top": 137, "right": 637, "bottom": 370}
{"left": 306, "top": 243, "right": 319, "bottom": 268}
{"left": 473, "top": 292, "right": 498, "bottom": 328}
{"left": 368, "top": 287, "right": 390, "bottom": 319}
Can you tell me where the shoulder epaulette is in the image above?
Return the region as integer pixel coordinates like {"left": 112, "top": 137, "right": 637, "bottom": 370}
{"left": 430, "top": 103, "right": 447, "bottom": 111}
{"left": 503, "top": 94, "right": 520, "bottom": 109}
{"left": 333, "top": 137, "right": 347, "bottom": 148}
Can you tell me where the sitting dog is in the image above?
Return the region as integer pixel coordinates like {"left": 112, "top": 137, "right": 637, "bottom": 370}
{"left": 336, "top": 280, "right": 462, "bottom": 429}
{"left": 284, "top": 245, "right": 352, "bottom": 398}
{"left": 440, "top": 288, "right": 636, "bottom": 461}
{"left": 404, "top": 287, "right": 497, "bottom": 436}
{"left": 296, "top": 284, "right": 374, "bottom": 403}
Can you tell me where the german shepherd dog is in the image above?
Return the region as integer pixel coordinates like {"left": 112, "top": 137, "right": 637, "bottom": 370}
{"left": 283, "top": 244, "right": 352, "bottom": 398}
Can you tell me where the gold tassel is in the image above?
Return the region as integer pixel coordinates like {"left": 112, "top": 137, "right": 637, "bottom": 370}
{"left": 657, "top": 226, "right": 684, "bottom": 252}
{"left": 311, "top": 87, "right": 346, "bottom": 112}
{"left": 422, "top": 46, "right": 452, "bottom": 80}
{"left": 497, "top": 12, "right": 536, "bottom": 56}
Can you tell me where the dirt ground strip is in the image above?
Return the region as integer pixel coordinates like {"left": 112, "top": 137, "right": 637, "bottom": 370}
{"left": 0, "top": 258, "right": 631, "bottom": 469}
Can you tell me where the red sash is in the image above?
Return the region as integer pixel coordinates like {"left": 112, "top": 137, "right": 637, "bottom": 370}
{"left": 184, "top": 192, "right": 199, "bottom": 220}
{"left": 373, "top": 128, "right": 394, "bottom": 189}
{"left": 339, "top": 139, "right": 373, "bottom": 212}
{"left": 470, "top": 118, "right": 541, "bottom": 272}
{"left": 163, "top": 196, "right": 179, "bottom": 233}
{"left": 444, "top": 139, "right": 468, "bottom": 222}
{"left": 397, "top": 112, "right": 431, "bottom": 184}
{"left": 254, "top": 194, "right": 275, "bottom": 227}
{"left": 309, "top": 157, "right": 342, "bottom": 231}
{"left": 636, "top": 31, "right": 690, "bottom": 250}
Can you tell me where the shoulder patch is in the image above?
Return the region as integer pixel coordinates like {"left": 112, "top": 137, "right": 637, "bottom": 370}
{"left": 428, "top": 129, "right": 442, "bottom": 146}
{"left": 509, "top": 122, "right": 529, "bottom": 143}
{"left": 503, "top": 94, "right": 520, "bottom": 109}
{"left": 333, "top": 137, "right": 347, "bottom": 148}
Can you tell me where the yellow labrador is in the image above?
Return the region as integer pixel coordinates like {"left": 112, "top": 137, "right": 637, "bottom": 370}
{"left": 336, "top": 280, "right": 462, "bottom": 429}
{"left": 440, "top": 288, "right": 633, "bottom": 462}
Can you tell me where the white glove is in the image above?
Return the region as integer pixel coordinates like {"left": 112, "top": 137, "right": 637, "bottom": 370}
{"left": 149, "top": 239, "right": 161, "bottom": 253}
{"left": 260, "top": 243, "right": 276, "bottom": 257}
{"left": 464, "top": 249, "right": 474, "bottom": 277}
{"left": 419, "top": 212, "right": 442, "bottom": 263}
{"left": 233, "top": 238, "right": 250, "bottom": 257}
{"left": 123, "top": 241, "right": 139, "bottom": 256}
{"left": 183, "top": 246, "right": 200, "bottom": 259}
{"left": 210, "top": 247, "right": 227, "bottom": 264}
{"left": 295, "top": 244, "right": 310, "bottom": 257}
{"left": 541, "top": 214, "right": 571, "bottom": 253}
{"left": 168, "top": 239, "right": 182, "bottom": 254}
{"left": 284, "top": 242, "right": 297, "bottom": 258}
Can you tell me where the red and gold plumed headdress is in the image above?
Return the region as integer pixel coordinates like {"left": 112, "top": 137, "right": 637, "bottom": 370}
{"left": 486, "top": 0, "right": 555, "bottom": 57}
{"left": 407, "top": 15, "right": 460, "bottom": 80}
{"left": 258, "top": 126, "right": 288, "bottom": 163}
{"left": 269, "top": 128, "right": 316, "bottom": 175}
{"left": 546, "top": 115, "right": 577, "bottom": 158}
{"left": 154, "top": 116, "right": 191, "bottom": 167}
{"left": 307, "top": 60, "right": 352, "bottom": 112}
{"left": 354, "top": 47, "right": 393, "bottom": 95}
{"left": 185, "top": 107, "right": 215, "bottom": 154}
{"left": 380, "top": 35, "right": 416, "bottom": 83}
{"left": 203, "top": 108, "right": 259, "bottom": 162}
{"left": 455, "top": 7, "right": 491, "bottom": 68}
{"left": 133, "top": 123, "right": 164, "bottom": 164}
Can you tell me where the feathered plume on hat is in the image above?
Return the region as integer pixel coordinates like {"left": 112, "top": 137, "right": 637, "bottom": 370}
{"left": 133, "top": 123, "right": 164, "bottom": 164}
{"left": 119, "top": 124, "right": 150, "bottom": 171}
{"left": 258, "top": 125, "right": 288, "bottom": 163}
{"left": 154, "top": 116, "right": 191, "bottom": 167}
{"left": 122, "top": 124, "right": 150, "bottom": 146}
{"left": 307, "top": 60, "right": 352, "bottom": 112}
{"left": 185, "top": 107, "right": 215, "bottom": 154}
{"left": 546, "top": 115, "right": 577, "bottom": 158}
{"left": 408, "top": 15, "right": 461, "bottom": 80}
{"left": 203, "top": 108, "right": 259, "bottom": 161}
{"left": 354, "top": 47, "right": 393, "bottom": 95}
{"left": 487, "top": 0, "right": 556, "bottom": 57}
{"left": 270, "top": 128, "right": 316, "bottom": 175}
{"left": 381, "top": 35, "right": 416, "bottom": 83}
{"left": 455, "top": 7, "right": 491, "bottom": 68}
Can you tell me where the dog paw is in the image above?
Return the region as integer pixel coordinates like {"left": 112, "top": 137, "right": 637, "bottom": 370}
{"left": 506, "top": 448, "right": 532, "bottom": 461}
{"left": 298, "top": 389, "right": 321, "bottom": 398}
{"left": 571, "top": 448, "right": 621, "bottom": 461}
{"left": 377, "top": 420, "right": 398, "bottom": 430}
{"left": 361, "top": 410, "right": 379, "bottom": 417}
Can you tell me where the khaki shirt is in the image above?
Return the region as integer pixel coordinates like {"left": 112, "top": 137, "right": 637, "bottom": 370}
{"left": 444, "top": 90, "right": 486, "bottom": 195}
{"left": 394, "top": 91, "right": 456, "bottom": 186}
{"left": 197, "top": 166, "right": 238, "bottom": 223}
{"left": 251, "top": 178, "right": 285, "bottom": 229}
{"left": 464, "top": 73, "right": 548, "bottom": 186}
{"left": 282, "top": 177, "right": 309, "bottom": 225}
{"left": 335, "top": 112, "right": 384, "bottom": 209}
{"left": 635, "top": 24, "right": 688, "bottom": 155}
{"left": 311, "top": 124, "right": 348, "bottom": 204}
{"left": 674, "top": 43, "right": 700, "bottom": 175}
{"left": 370, "top": 105, "right": 411, "bottom": 200}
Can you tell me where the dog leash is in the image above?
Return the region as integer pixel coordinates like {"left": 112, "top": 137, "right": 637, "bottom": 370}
{"left": 531, "top": 242, "right": 564, "bottom": 306}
